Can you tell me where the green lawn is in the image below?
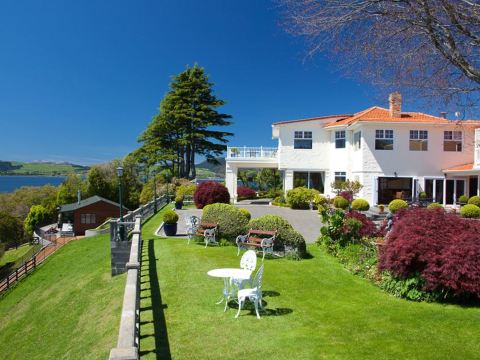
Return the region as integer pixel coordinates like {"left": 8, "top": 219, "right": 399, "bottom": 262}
{"left": 140, "top": 238, "right": 480, "bottom": 359}
{"left": 0, "top": 243, "right": 41, "bottom": 267}
{"left": 0, "top": 204, "right": 173, "bottom": 360}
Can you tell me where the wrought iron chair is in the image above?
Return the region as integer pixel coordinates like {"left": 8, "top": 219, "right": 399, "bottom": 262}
{"left": 235, "top": 264, "right": 264, "bottom": 319}
{"left": 232, "top": 250, "right": 257, "bottom": 290}
{"left": 204, "top": 228, "right": 218, "bottom": 248}
{"left": 186, "top": 216, "right": 200, "bottom": 244}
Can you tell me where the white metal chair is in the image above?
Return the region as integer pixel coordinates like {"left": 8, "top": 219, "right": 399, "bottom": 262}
{"left": 235, "top": 264, "right": 264, "bottom": 319}
{"left": 204, "top": 228, "right": 218, "bottom": 247}
{"left": 186, "top": 216, "right": 200, "bottom": 244}
{"left": 232, "top": 250, "right": 257, "bottom": 289}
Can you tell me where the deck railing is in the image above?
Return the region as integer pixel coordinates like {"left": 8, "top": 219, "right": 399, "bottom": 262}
{"left": 226, "top": 146, "right": 278, "bottom": 160}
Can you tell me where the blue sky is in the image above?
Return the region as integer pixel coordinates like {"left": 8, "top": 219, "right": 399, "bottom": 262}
{"left": 0, "top": 0, "right": 416, "bottom": 165}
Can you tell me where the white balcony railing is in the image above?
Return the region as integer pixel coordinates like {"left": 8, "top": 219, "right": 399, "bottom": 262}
{"left": 227, "top": 146, "right": 278, "bottom": 160}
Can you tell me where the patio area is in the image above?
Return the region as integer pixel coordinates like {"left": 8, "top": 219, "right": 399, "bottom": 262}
{"left": 138, "top": 235, "right": 480, "bottom": 359}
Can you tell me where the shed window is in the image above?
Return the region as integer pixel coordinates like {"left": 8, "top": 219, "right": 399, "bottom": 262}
{"left": 81, "top": 214, "right": 96, "bottom": 224}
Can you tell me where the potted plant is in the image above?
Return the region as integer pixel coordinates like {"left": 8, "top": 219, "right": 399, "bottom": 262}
{"left": 175, "top": 195, "right": 184, "bottom": 210}
{"left": 163, "top": 210, "right": 179, "bottom": 236}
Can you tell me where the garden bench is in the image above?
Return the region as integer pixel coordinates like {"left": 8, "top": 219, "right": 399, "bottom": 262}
{"left": 236, "top": 229, "right": 277, "bottom": 261}
{"left": 195, "top": 222, "right": 219, "bottom": 248}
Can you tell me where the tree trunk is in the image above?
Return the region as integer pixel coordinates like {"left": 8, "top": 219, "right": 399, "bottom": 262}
{"left": 185, "top": 144, "right": 191, "bottom": 179}
{"left": 190, "top": 142, "right": 196, "bottom": 179}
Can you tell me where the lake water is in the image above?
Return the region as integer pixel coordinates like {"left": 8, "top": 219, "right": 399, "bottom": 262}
{"left": 0, "top": 176, "right": 65, "bottom": 193}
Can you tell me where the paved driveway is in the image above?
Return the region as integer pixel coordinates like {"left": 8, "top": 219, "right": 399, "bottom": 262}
{"left": 172, "top": 205, "right": 322, "bottom": 243}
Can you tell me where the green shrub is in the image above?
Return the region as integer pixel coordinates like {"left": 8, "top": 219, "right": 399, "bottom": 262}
{"left": 419, "top": 192, "right": 427, "bottom": 200}
{"left": 162, "top": 210, "right": 179, "bottom": 224}
{"left": 248, "top": 215, "right": 307, "bottom": 258}
{"left": 460, "top": 204, "right": 480, "bottom": 218}
{"left": 333, "top": 196, "right": 349, "bottom": 210}
{"left": 176, "top": 184, "right": 196, "bottom": 198}
{"left": 202, "top": 203, "right": 249, "bottom": 240}
{"left": 427, "top": 202, "right": 443, "bottom": 210}
{"left": 459, "top": 195, "right": 469, "bottom": 204}
{"left": 286, "top": 187, "right": 319, "bottom": 209}
{"left": 24, "top": 205, "right": 49, "bottom": 235}
{"left": 314, "top": 194, "right": 328, "bottom": 206}
{"left": 379, "top": 272, "right": 439, "bottom": 302}
{"left": 238, "top": 208, "right": 251, "bottom": 221}
{"left": 175, "top": 195, "right": 184, "bottom": 203}
{"left": 335, "top": 241, "right": 378, "bottom": 280}
{"left": 388, "top": 199, "right": 408, "bottom": 214}
{"left": 351, "top": 198, "right": 370, "bottom": 211}
{"left": 468, "top": 195, "right": 480, "bottom": 207}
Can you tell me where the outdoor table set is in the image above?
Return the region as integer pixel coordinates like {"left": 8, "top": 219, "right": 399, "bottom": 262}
{"left": 207, "top": 250, "right": 265, "bottom": 319}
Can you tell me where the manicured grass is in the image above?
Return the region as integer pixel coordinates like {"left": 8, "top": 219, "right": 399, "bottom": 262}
{"left": 0, "top": 243, "right": 41, "bottom": 267}
{"left": 0, "top": 203, "right": 174, "bottom": 360}
{"left": 140, "top": 238, "right": 480, "bottom": 359}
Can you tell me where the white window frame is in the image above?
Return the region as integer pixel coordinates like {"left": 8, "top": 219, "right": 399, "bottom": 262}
{"left": 443, "top": 131, "right": 463, "bottom": 152}
{"left": 375, "top": 129, "right": 394, "bottom": 150}
{"left": 353, "top": 131, "right": 361, "bottom": 151}
{"left": 335, "top": 130, "right": 346, "bottom": 149}
{"left": 334, "top": 171, "right": 347, "bottom": 183}
{"left": 294, "top": 131, "right": 313, "bottom": 149}
{"left": 409, "top": 130, "right": 428, "bottom": 151}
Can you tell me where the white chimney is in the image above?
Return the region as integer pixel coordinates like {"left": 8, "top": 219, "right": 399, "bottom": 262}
{"left": 77, "top": 189, "right": 81, "bottom": 205}
{"left": 389, "top": 92, "right": 402, "bottom": 118}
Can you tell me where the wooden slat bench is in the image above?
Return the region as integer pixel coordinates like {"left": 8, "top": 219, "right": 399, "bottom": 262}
{"left": 195, "top": 222, "right": 218, "bottom": 248}
{"left": 236, "top": 229, "right": 277, "bottom": 260}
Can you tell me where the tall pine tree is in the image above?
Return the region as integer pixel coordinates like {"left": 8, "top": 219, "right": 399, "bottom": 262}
{"left": 138, "top": 64, "right": 232, "bottom": 179}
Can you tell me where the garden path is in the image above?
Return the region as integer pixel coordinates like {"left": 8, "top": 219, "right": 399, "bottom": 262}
{"left": 168, "top": 205, "right": 321, "bottom": 243}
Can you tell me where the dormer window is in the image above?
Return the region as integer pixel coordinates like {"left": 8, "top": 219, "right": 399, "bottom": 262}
{"left": 335, "top": 131, "right": 346, "bottom": 148}
{"left": 294, "top": 131, "right": 312, "bottom": 149}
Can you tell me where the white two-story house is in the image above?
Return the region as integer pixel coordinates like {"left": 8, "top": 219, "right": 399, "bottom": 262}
{"left": 226, "top": 93, "right": 480, "bottom": 206}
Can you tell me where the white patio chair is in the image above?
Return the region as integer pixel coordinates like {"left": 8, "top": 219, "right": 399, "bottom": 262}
{"left": 235, "top": 264, "right": 264, "bottom": 319}
{"left": 186, "top": 216, "right": 200, "bottom": 244}
{"left": 232, "top": 250, "right": 257, "bottom": 289}
{"left": 204, "top": 228, "right": 218, "bottom": 247}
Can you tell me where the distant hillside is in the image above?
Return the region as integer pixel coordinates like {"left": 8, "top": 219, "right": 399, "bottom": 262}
{"left": 0, "top": 161, "right": 89, "bottom": 176}
{"left": 196, "top": 157, "right": 225, "bottom": 178}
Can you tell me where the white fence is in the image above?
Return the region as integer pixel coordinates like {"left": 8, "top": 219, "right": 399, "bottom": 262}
{"left": 226, "top": 146, "right": 278, "bottom": 159}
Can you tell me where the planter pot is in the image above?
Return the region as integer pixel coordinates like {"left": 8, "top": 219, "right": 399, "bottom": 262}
{"left": 175, "top": 201, "right": 183, "bottom": 210}
{"left": 163, "top": 223, "right": 177, "bottom": 236}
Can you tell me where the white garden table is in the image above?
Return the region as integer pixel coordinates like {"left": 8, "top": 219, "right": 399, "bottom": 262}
{"left": 207, "top": 268, "right": 251, "bottom": 311}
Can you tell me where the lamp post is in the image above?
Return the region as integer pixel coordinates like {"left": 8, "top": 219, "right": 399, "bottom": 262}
{"left": 117, "top": 166, "right": 124, "bottom": 240}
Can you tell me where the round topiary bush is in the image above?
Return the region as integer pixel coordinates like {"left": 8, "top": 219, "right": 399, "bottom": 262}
{"left": 333, "top": 196, "right": 349, "bottom": 210}
{"left": 314, "top": 194, "right": 328, "bottom": 206}
{"left": 202, "top": 203, "right": 249, "bottom": 240}
{"left": 388, "top": 199, "right": 408, "bottom": 214}
{"left": 237, "top": 186, "right": 256, "bottom": 200}
{"left": 460, "top": 204, "right": 480, "bottom": 218}
{"left": 419, "top": 191, "right": 427, "bottom": 200}
{"left": 427, "top": 202, "right": 443, "bottom": 210}
{"left": 162, "top": 210, "right": 179, "bottom": 224}
{"left": 351, "top": 198, "right": 370, "bottom": 211}
{"left": 468, "top": 195, "right": 480, "bottom": 207}
{"left": 238, "top": 208, "right": 251, "bottom": 221}
{"left": 286, "top": 187, "right": 319, "bottom": 209}
{"left": 193, "top": 181, "right": 230, "bottom": 209}
{"left": 459, "top": 195, "right": 469, "bottom": 204}
{"left": 248, "top": 215, "right": 307, "bottom": 258}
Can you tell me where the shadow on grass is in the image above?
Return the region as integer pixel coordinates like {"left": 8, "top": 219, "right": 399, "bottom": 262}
{"left": 139, "top": 239, "right": 172, "bottom": 360}
{"left": 226, "top": 289, "right": 293, "bottom": 317}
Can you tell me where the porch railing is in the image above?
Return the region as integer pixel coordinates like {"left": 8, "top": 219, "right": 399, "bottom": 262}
{"left": 226, "top": 146, "right": 278, "bottom": 160}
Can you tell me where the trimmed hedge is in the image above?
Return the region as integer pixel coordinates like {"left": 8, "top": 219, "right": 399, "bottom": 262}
{"left": 467, "top": 195, "right": 480, "bottom": 207}
{"left": 333, "top": 196, "right": 349, "bottom": 210}
{"left": 238, "top": 208, "right": 251, "bottom": 221}
{"left": 193, "top": 182, "right": 230, "bottom": 209}
{"left": 176, "top": 184, "right": 196, "bottom": 198}
{"left": 427, "top": 202, "right": 443, "bottom": 210}
{"left": 163, "top": 210, "right": 179, "bottom": 224}
{"left": 388, "top": 199, "right": 408, "bottom": 214}
{"left": 248, "top": 215, "right": 307, "bottom": 258}
{"left": 460, "top": 204, "right": 480, "bottom": 218}
{"left": 286, "top": 187, "right": 319, "bottom": 209}
{"left": 351, "top": 198, "right": 370, "bottom": 211}
{"left": 458, "top": 195, "right": 469, "bottom": 204}
{"left": 201, "top": 203, "right": 249, "bottom": 240}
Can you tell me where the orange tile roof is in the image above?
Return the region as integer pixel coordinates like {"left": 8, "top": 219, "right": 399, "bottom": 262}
{"left": 273, "top": 114, "right": 352, "bottom": 125}
{"left": 443, "top": 163, "right": 475, "bottom": 172}
{"left": 324, "top": 106, "right": 480, "bottom": 127}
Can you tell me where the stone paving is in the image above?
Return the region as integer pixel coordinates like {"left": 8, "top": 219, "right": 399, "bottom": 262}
{"left": 165, "top": 205, "right": 322, "bottom": 243}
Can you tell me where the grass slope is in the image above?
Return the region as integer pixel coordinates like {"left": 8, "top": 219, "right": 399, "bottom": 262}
{"left": 0, "top": 243, "right": 41, "bottom": 267}
{"left": 0, "top": 161, "right": 88, "bottom": 176}
{"left": 140, "top": 239, "right": 480, "bottom": 360}
{"left": 0, "top": 234, "right": 125, "bottom": 359}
